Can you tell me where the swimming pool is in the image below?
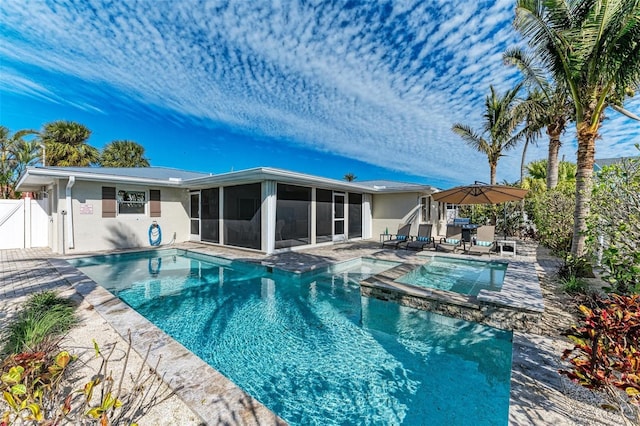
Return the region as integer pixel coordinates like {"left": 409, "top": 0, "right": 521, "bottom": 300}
{"left": 69, "top": 250, "right": 512, "bottom": 425}
{"left": 395, "top": 256, "right": 507, "bottom": 296}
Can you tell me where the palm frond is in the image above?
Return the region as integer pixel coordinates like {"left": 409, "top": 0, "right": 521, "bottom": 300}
{"left": 503, "top": 47, "right": 552, "bottom": 99}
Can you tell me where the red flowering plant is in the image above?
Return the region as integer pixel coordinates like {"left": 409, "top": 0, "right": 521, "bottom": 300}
{"left": 560, "top": 294, "right": 640, "bottom": 422}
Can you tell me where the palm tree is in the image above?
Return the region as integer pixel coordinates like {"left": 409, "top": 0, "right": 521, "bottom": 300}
{"left": 40, "top": 121, "right": 99, "bottom": 166}
{"left": 523, "top": 159, "right": 576, "bottom": 195}
{"left": 0, "top": 126, "right": 38, "bottom": 198}
{"left": 515, "top": 0, "right": 640, "bottom": 256}
{"left": 0, "top": 126, "right": 14, "bottom": 198}
{"left": 343, "top": 173, "right": 357, "bottom": 182}
{"left": 504, "top": 48, "right": 574, "bottom": 190}
{"left": 100, "top": 140, "right": 150, "bottom": 167}
{"left": 452, "top": 84, "right": 527, "bottom": 185}
{"left": 11, "top": 139, "right": 40, "bottom": 179}
{"left": 518, "top": 89, "right": 547, "bottom": 185}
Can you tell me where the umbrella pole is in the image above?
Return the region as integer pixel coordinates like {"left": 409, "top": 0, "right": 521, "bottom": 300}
{"left": 503, "top": 203, "right": 507, "bottom": 239}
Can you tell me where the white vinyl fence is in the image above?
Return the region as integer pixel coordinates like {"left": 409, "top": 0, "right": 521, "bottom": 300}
{"left": 0, "top": 198, "right": 49, "bottom": 249}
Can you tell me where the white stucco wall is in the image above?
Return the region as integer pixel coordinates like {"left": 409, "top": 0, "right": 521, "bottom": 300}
{"left": 371, "top": 193, "right": 422, "bottom": 238}
{"left": 54, "top": 179, "right": 189, "bottom": 253}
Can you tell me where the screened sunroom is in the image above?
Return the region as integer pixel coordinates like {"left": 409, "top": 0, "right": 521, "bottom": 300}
{"left": 187, "top": 170, "right": 370, "bottom": 254}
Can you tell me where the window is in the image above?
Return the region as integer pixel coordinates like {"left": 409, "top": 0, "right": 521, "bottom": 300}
{"left": 190, "top": 192, "right": 200, "bottom": 235}
{"left": 224, "top": 183, "right": 261, "bottom": 250}
{"left": 421, "top": 196, "right": 432, "bottom": 222}
{"left": 276, "top": 184, "right": 311, "bottom": 249}
{"left": 117, "top": 190, "right": 146, "bottom": 214}
{"left": 348, "top": 193, "right": 362, "bottom": 238}
{"left": 102, "top": 187, "right": 160, "bottom": 217}
{"left": 201, "top": 188, "right": 219, "bottom": 243}
{"left": 316, "top": 189, "right": 332, "bottom": 243}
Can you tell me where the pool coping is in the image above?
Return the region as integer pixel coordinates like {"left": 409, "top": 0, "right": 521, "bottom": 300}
{"left": 360, "top": 251, "right": 544, "bottom": 332}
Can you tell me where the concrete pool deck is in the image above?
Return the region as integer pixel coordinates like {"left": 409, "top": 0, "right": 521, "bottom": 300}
{"left": 0, "top": 242, "right": 625, "bottom": 425}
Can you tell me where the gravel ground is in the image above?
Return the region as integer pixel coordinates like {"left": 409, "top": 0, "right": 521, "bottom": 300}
{"left": 1, "top": 291, "right": 204, "bottom": 425}
{"left": 508, "top": 245, "right": 634, "bottom": 426}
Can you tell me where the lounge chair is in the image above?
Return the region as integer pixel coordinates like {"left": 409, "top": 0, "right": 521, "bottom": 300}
{"left": 405, "top": 224, "right": 435, "bottom": 251}
{"left": 381, "top": 223, "right": 412, "bottom": 249}
{"left": 436, "top": 225, "right": 463, "bottom": 252}
{"left": 465, "top": 225, "right": 496, "bottom": 255}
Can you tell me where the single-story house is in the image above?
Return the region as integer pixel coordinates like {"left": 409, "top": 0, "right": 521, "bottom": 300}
{"left": 16, "top": 166, "right": 446, "bottom": 254}
{"left": 594, "top": 156, "right": 639, "bottom": 172}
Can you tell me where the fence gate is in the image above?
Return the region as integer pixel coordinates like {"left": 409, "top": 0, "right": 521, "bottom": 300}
{"left": 0, "top": 198, "right": 49, "bottom": 250}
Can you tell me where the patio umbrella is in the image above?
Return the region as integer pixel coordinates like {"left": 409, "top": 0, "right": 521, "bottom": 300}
{"left": 432, "top": 182, "right": 528, "bottom": 239}
{"left": 431, "top": 182, "right": 528, "bottom": 205}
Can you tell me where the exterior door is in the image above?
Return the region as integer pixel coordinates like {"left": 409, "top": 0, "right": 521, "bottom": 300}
{"left": 189, "top": 191, "right": 200, "bottom": 241}
{"left": 333, "top": 193, "right": 346, "bottom": 241}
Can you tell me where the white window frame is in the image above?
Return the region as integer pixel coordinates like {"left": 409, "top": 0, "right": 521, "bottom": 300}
{"left": 117, "top": 189, "right": 147, "bottom": 215}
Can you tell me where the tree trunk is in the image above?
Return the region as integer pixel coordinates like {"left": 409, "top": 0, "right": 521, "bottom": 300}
{"left": 571, "top": 121, "right": 597, "bottom": 257}
{"left": 490, "top": 162, "right": 497, "bottom": 185}
{"left": 546, "top": 127, "right": 562, "bottom": 189}
{"left": 520, "top": 139, "right": 530, "bottom": 185}
{"left": 520, "top": 139, "right": 530, "bottom": 218}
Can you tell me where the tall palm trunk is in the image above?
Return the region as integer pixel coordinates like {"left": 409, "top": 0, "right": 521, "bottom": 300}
{"left": 520, "top": 139, "right": 530, "bottom": 185}
{"left": 520, "top": 138, "right": 531, "bottom": 217}
{"left": 489, "top": 162, "right": 497, "bottom": 185}
{"left": 546, "top": 125, "right": 563, "bottom": 189}
{"left": 571, "top": 121, "right": 597, "bottom": 257}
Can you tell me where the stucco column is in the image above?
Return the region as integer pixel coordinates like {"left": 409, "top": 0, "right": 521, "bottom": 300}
{"left": 362, "top": 193, "right": 372, "bottom": 239}
{"left": 310, "top": 188, "right": 316, "bottom": 245}
{"left": 262, "top": 180, "right": 277, "bottom": 254}
{"left": 218, "top": 187, "right": 224, "bottom": 245}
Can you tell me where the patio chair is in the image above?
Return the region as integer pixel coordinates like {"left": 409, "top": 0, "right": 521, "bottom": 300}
{"left": 381, "top": 223, "right": 412, "bottom": 249}
{"left": 405, "top": 224, "right": 435, "bottom": 251}
{"left": 436, "top": 225, "right": 463, "bottom": 252}
{"left": 465, "top": 225, "right": 496, "bottom": 255}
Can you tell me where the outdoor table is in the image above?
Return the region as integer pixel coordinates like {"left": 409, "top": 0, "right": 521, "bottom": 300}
{"left": 380, "top": 233, "right": 393, "bottom": 243}
{"left": 497, "top": 240, "right": 516, "bottom": 257}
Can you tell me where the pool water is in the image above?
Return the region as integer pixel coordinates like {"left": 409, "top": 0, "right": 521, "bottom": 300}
{"left": 395, "top": 256, "right": 507, "bottom": 296}
{"left": 70, "top": 250, "right": 512, "bottom": 425}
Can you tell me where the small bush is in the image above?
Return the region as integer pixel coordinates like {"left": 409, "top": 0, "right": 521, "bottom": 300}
{"left": 559, "top": 255, "right": 594, "bottom": 280}
{"left": 560, "top": 276, "right": 588, "bottom": 294}
{"left": 560, "top": 294, "right": 640, "bottom": 423}
{"left": 2, "top": 291, "right": 77, "bottom": 355}
{"left": 1, "top": 334, "right": 171, "bottom": 425}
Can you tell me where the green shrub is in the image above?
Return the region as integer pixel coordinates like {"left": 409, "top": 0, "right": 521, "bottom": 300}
{"left": 601, "top": 247, "right": 640, "bottom": 294}
{"left": 2, "top": 292, "right": 77, "bottom": 355}
{"left": 529, "top": 188, "right": 575, "bottom": 256}
{"left": 559, "top": 254, "right": 594, "bottom": 280}
{"left": 560, "top": 275, "right": 588, "bottom": 294}
{"left": 586, "top": 149, "right": 640, "bottom": 295}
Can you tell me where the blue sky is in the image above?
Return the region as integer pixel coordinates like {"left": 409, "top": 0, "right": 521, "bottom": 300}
{"left": 1, "top": 0, "right": 638, "bottom": 189}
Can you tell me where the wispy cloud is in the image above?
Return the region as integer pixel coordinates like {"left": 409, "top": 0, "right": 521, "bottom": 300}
{"left": 0, "top": 0, "right": 637, "bottom": 185}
